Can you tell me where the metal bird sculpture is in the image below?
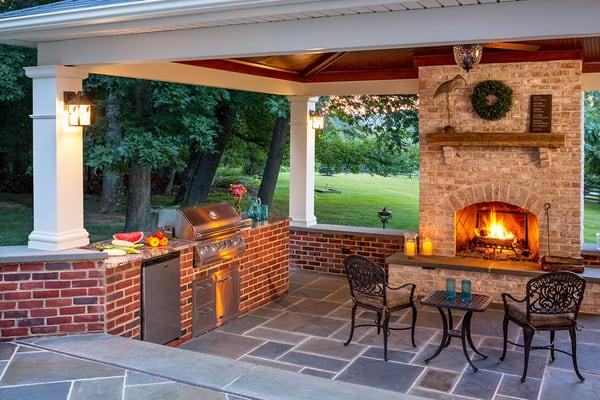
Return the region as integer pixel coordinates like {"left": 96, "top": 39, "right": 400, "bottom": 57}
{"left": 433, "top": 74, "right": 466, "bottom": 98}
{"left": 433, "top": 74, "right": 466, "bottom": 133}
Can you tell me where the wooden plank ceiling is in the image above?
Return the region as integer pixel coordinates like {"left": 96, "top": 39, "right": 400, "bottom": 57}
{"left": 179, "top": 37, "right": 600, "bottom": 83}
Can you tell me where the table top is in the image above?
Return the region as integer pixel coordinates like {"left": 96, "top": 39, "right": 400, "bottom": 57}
{"left": 420, "top": 291, "right": 492, "bottom": 312}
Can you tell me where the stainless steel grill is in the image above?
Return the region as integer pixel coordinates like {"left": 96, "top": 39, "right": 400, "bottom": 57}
{"left": 158, "top": 202, "right": 250, "bottom": 266}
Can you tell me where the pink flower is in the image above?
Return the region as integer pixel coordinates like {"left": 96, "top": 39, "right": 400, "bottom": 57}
{"left": 229, "top": 184, "right": 247, "bottom": 200}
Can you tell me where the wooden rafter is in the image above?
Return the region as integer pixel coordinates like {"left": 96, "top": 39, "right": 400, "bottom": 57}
{"left": 301, "top": 52, "right": 347, "bottom": 77}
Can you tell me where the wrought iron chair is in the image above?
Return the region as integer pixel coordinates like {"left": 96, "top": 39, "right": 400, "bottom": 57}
{"left": 500, "top": 271, "right": 586, "bottom": 382}
{"left": 344, "top": 255, "right": 417, "bottom": 361}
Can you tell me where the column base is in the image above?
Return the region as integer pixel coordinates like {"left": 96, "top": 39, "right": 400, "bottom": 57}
{"left": 290, "top": 217, "right": 317, "bottom": 228}
{"left": 28, "top": 229, "right": 90, "bottom": 251}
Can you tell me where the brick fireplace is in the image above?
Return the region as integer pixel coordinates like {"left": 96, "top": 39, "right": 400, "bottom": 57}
{"left": 419, "top": 59, "right": 583, "bottom": 259}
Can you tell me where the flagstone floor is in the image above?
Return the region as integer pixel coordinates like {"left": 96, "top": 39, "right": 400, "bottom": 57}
{"left": 181, "top": 269, "right": 600, "bottom": 400}
{"left": 0, "top": 341, "right": 245, "bottom": 400}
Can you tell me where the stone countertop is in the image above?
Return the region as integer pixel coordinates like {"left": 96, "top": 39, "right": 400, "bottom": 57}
{"left": 100, "top": 239, "right": 196, "bottom": 269}
{"left": 290, "top": 223, "right": 413, "bottom": 239}
{"left": 99, "top": 216, "right": 289, "bottom": 269}
{"left": 0, "top": 245, "right": 107, "bottom": 264}
{"left": 387, "top": 252, "right": 600, "bottom": 283}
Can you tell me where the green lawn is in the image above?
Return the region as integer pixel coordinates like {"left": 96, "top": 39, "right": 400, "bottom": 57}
{"left": 0, "top": 172, "right": 599, "bottom": 245}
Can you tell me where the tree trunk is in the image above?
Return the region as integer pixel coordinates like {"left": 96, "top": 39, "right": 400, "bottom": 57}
{"left": 124, "top": 80, "right": 154, "bottom": 230}
{"left": 101, "top": 81, "right": 124, "bottom": 212}
{"left": 125, "top": 161, "right": 153, "bottom": 231}
{"left": 164, "top": 169, "right": 177, "bottom": 196}
{"left": 258, "top": 116, "right": 289, "bottom": 206}
{"left": 182, "top": 102, "right": 236, "bottom": 205}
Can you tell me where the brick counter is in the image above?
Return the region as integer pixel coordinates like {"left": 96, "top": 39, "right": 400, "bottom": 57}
{"left": 1, "top": 218, "right": 289, "bottom": 343}
{"left": 0, "top": 260, "right": 106, "bottom": 341}
{"left": 290, "top": 225, "right": 408, "bottom": 274}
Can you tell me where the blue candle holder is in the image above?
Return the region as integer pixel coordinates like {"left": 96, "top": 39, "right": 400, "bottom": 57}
{"left": 445, "top": 278, "right": 456, "bottom": 301}
{"left": 461, "top": 279, "right": 472, "bottom": 303}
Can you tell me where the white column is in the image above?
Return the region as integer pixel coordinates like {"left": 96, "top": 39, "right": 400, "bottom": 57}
{"left": 25, "top": 65, "right": 90, "bottom": 251}
{"left": 288, "top": 96, "right": 317, "bottom": 227}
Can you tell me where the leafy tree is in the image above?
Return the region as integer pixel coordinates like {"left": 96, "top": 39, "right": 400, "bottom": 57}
{"left": 584, "top": 91, "right": 600, "bottom": 190}
{"left": 317, "top": 95, "right": 419, "bottom": 176}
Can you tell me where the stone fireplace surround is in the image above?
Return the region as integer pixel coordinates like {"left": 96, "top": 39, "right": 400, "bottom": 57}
{"left": 419, "top": 59, "right": 583, "bottom": 259}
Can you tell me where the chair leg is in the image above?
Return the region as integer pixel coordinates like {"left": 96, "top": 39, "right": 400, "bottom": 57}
{"left": 549, "top": 330, "right": 555, "bottom": 362}
{"left": 521, "top": 328, "right": 534, "bottom": 383}
{"left": 569, "top": 327, "right": 585, "bottom": 382}
{"left": 345, "top": 304, "right": 357, "bottom": 346}
{"left": 500, "top": 315, "right": 509, "bottom": 361}
{"left": 376, "top": 311, "right": 382, "bottom": 335}
{"left": 383, "top": 311, "right": 391, "bottom": 361}
{"left": 410, "top": 303, "right": 418, "bottom": 348}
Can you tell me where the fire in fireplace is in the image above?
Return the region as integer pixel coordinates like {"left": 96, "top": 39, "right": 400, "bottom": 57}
{"left": 455, "top": 202, "right": 539, "bottom": 261}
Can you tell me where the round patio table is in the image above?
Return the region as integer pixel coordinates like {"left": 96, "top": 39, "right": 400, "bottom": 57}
{"left": 420, "top": 290, "right": 493, "bottom": 372}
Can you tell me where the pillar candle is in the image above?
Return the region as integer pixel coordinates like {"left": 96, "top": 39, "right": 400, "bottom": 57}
{"left": 405, "top": 239, "right": 416, "bottom": 258}
{"left": 422, "top": 238, "right": 433, "bottom": 256}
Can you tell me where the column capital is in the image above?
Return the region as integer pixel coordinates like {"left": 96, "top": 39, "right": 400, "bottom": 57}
{"left": 25, "top": 65, "right": 88, "bottom": 80}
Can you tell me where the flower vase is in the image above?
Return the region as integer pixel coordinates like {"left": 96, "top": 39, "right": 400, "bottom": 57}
{"left": 235, "top": 198, "right": 241, "bottom": 214}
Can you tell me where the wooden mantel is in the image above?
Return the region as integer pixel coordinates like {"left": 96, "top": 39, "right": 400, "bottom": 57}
{"left": 426, "top": 132, "right": 565, "bottom": 148}
{"left": 427, "top": 132, "right": 565, "bottom": 167}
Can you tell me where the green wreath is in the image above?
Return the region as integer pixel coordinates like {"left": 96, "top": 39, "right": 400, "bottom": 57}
{"left": 470, "top": 80, "right": 513, "bottom": 121}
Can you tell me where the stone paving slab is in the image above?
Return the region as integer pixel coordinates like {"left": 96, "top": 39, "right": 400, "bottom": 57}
{"left": 22, "top": 334, "right": 252, "bottom": 390}
{"left": 19, "top": 333, "right": 424, "bottom": 400}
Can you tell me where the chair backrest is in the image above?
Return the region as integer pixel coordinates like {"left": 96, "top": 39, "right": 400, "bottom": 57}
{"left": 526, "top": 271, "right": 586, "bottom": 319}
{"left": 344, "top": 255, "right": 386, "bottom": 303}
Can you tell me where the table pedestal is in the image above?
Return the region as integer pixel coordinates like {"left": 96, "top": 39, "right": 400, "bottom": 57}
{"left": 425, "top": 307, "right": 488, "bottom": 371}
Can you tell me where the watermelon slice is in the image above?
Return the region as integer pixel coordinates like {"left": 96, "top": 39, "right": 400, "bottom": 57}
{"left": 113, "top": 231, "right": 144, "bottom": 243}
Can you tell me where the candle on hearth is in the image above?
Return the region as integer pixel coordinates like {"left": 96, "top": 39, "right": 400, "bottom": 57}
{"left": 422, "top": 237, "right": 433, "bottom": 256}
{"left": 405, "top": 238, "right": 416, "bottom": 258}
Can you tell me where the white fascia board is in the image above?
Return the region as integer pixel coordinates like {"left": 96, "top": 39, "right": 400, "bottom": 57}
{"left": 83, "top": 62, "right": 305, "bottom": 95}
{"left": 0, "top": 0, "right": 431, "bottom": 39}
{"left": 38, "top": 0, "right": 600, "bottom": 66}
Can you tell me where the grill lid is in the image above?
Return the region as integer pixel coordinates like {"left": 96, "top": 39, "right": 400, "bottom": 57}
{"left": 179, "top": 202, "right": 242, "bottom": 234}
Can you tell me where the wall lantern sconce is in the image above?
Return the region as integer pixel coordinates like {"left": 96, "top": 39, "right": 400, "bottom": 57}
{"left": 453, "top": 44, "right": 483, "bottom": 73}
{"left": 64, "top": 91, "right": 92, "bottom": 127}
{"left": 309, "top": 110, "right": 324, "bottom": 131}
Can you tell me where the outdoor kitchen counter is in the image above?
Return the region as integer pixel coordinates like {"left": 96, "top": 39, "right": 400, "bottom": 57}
{"left": 98, "top": 239, "right": 197, "bottom": 269}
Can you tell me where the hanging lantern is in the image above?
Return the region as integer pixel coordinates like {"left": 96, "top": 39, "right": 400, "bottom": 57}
{"left": 453, "top": 44, "right": 483, "bottom": 73}
{"left": 64, "top": 91, "right": 92, "bottom": 127}
{"left": 309, "top": 110, "right": 324, "bottom": 130}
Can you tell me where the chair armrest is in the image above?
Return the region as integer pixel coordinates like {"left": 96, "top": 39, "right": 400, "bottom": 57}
{"left": 501, "top": 292, "right": 526, "bottom": 313}
{"left": 386, "top": 282, "right": 416, "bottom": 300}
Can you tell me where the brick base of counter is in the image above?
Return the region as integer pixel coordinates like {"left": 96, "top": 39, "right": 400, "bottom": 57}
{"left": 289, "top": 226, "right": 405, "bottom": 274}
{"left": 0, "top": 261, "right": 105, "bottom": 341}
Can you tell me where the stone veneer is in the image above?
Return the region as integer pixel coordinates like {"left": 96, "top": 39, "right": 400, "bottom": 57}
{"left": 289, "top": 226, "right": 405, "bottom": 274}
{"left": 419, "top": 60, "right": 583, "bottom": 258}
{"left": 1, "top": 218, "right": 289, "bottom": 342}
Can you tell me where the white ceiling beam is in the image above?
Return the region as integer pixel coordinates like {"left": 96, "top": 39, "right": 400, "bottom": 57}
{"left": 83, "top": 61, "right": 419, "bottom": 95}
{"left": 583, "top": 73, "right": 600, "bottom": 91}
{"left": 83, "top": 62, "right": 305, "bottom": 96}
{"left": 38, "top": 0, "right": 599, "bottom": 66}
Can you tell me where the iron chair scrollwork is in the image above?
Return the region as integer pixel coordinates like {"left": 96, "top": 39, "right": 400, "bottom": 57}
{"left": 500, "top": 271, "right": 586, "bottom": 382}
{"left": 344, "top": 255, "right": 418, "bottom": 361}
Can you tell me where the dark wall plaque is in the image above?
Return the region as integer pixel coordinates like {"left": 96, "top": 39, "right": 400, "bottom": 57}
{"left": 529, "top": 94, "right": 552, "bottom": 133}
